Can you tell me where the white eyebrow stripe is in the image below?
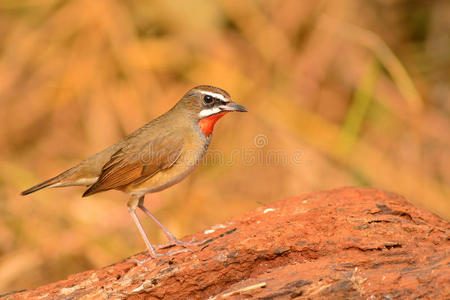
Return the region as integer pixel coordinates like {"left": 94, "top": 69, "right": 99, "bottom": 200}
{"left": 198, "top": 91, "right": 229, "bottom": 102}
{"left": 199, "top": 107, "right": 221, "bottom": 118}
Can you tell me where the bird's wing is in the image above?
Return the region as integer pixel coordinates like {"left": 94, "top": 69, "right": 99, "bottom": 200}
{"left": 82, "top": 132, "right": 183, "bottom": 196}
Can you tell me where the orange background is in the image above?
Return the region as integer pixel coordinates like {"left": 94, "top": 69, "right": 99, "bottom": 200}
{"left": 0, "top": 0, "right": 449, "bottom": 293}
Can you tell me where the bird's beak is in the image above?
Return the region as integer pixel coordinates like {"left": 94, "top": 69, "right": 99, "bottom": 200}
{"left": 220, "top": 101, "right": 248, "bottom": 113}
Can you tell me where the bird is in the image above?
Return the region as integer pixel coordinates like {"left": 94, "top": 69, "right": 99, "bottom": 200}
{"left": 21, "top": 85, "right": 247, "bottom": 263}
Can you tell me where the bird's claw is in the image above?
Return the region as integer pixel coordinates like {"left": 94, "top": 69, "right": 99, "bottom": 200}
{"left": 155, "top": 237, "right": 208, "bottom": 249}
{"left": 129, "top": 248, "right": 193, "bottom": 265}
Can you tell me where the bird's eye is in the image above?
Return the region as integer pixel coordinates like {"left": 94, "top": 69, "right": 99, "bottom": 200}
{"left": 203, "top": 95, "right": 214, "bottom": 105}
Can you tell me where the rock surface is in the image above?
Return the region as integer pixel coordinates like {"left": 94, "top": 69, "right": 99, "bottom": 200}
{"left": 2, "top": 187, "right": 449, "bottom": 299}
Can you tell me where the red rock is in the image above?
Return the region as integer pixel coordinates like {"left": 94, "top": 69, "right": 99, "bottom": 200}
{"left": 2, "top": 187, "right": 449, "bottom": 299}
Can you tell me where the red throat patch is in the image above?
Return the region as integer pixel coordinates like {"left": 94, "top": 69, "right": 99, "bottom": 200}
{"left": 197, "top": 112, "right": 227, "bottom": 136}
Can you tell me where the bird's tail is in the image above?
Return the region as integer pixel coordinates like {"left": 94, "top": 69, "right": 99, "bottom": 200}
{"left": 21, "top": 174, "right": 64, "bottom": 195}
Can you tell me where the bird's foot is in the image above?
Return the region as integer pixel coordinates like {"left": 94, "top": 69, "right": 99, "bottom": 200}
{"left": 129, "top": 248, "right": 193, "bottom": 265}
{"left": 155, "top": 237, "right": 208, "bottom": 249}
{"left": 129, "top": 253, "right": 164, "bottom": 265}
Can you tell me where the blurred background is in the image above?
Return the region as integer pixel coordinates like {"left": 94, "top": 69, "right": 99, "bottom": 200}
{"left": 0, "top": 0, "right": 449, "bottom": 293}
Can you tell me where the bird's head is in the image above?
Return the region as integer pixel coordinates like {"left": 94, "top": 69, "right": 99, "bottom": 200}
{"left": 177, "top": 85, "right": 248, "bottom": 136}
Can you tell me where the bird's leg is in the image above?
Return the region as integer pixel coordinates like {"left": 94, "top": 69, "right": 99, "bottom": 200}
{"left": 127, "top": 195, "right": 160, "bottom": 264}
{"left": 127, "top": 195, "right": 192, "bottom": 265}
{"left": 137, "top": 197, "right": 206, "bottom": 249}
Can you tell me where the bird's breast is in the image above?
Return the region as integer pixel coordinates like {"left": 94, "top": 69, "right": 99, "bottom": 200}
{"left": 126, "top": 126, "right": 211, "bottom": 195}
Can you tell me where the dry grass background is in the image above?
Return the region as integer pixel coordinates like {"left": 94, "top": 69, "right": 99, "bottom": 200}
{"left": 0, "top": 0, "right": 449, "bottom": 293}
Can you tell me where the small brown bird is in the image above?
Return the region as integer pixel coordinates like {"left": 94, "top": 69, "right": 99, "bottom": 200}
{"left": 22, "top": 85, "right": 247, "bottom": 263}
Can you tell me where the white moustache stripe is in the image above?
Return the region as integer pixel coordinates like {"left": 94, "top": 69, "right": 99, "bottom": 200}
{"left": 199, "top": 107, "right": 221, "bottom": 118}
{"left": 198, "top": 91, "right": 229, "bottom": 102}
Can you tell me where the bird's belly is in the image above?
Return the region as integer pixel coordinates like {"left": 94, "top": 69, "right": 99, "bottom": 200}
{"left": 132, "top": 162, "right": 199, "bottom": 195}
{"left": 125, "top": 135, "right": 209, "bottom": 195}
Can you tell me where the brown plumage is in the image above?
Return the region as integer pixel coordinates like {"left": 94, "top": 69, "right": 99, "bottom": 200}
{"left": 21, "top": 85, "right": 247, "bottom": 263}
